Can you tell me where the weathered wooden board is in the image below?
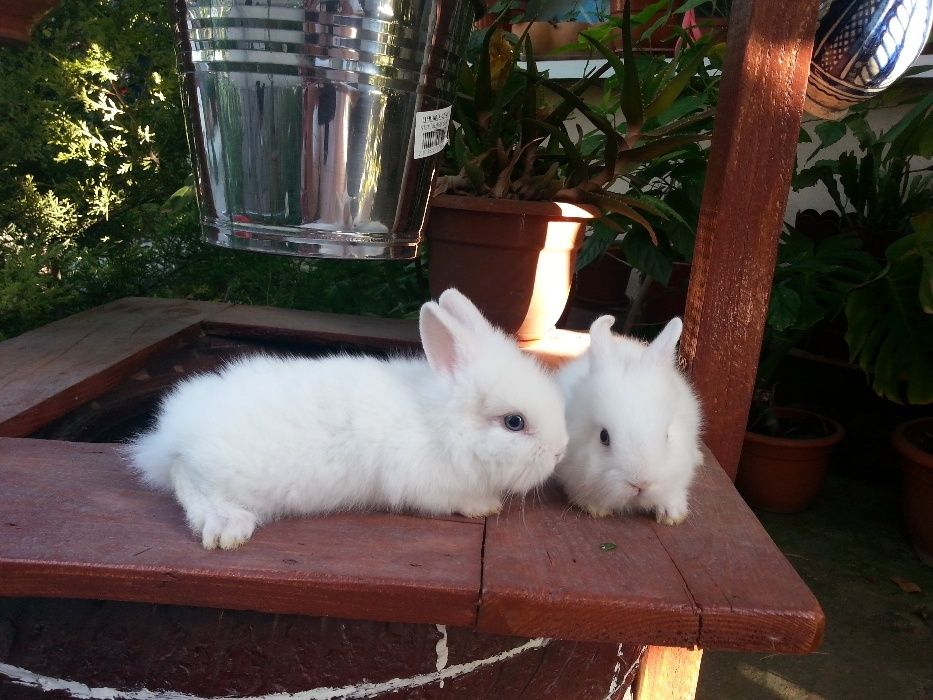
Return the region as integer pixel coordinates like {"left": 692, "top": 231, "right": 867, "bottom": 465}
{"left": 478, "top": 450, "right": 824, "bottom": 653}
{"left": 0, "top": 439, "right": 484, "bottom": 627}
{"left": 0, "top": 298, "right": 227, "bottom": 438}
{"left": 0, "top": 297, "right": 825, "bottom": 655}
{"left": 201, "top": 302, "right": 590, "bottom": 369}
{"left": 202, "top": 303, "right": 423, "bottom": 351}
{"left": 680, "top": 0, "right": 821, "bottom": 479}
{"left": 477, "top": 485, "right": 699, "bottom": 647}
{"left": 651, "top": 448, "right": 824, "bottom": 652}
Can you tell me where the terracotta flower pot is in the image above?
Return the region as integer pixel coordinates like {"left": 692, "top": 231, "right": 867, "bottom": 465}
{"left": 737, "top": 408, "right": 844, "bottom": 513}
{"left": 510, "top": 21, "right": 593, "bottom": 58}
{"left": 425, "top": 194, "right": 599, "bottom": 341}
{"left": 892, "top": 417, "right": 933, "bottom": 566}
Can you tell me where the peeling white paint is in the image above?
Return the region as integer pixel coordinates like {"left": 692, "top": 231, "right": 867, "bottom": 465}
{"left": 0, "top": 637, "right": 550, "bottom": 700}
{"left": 602, "top": 643, "right": 625, "bottom": 700}
{"left": 434, "top": 624, "right": 449, "bottom": 689}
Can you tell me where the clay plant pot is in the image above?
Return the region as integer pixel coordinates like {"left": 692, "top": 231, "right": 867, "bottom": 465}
{"left": 892, "top": 417, "right": 933, "bottom": 566}
{"left": 510, "top": 20, "right": 593, "bottom": 58}
{"left": 425, "top": 194, "right": 599, "bottom": 341}
{"left": 737, "top": 408, "right": 844, "bottom": 513}
{"left": 0, "top": 0, "right": 59, "bottom": 44}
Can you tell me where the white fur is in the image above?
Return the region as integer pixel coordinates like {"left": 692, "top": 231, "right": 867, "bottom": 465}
{"left": 127, "top": 290, "right": 568, "bottom": 549}
{"left": 555, "top": 316, "right": 703, "bottom": 525}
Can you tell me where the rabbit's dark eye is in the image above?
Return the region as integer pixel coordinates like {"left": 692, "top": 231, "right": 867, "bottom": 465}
{"left": 600, "top": 428, "right": 611, "bottom": 446}
{"left": 503, "top": 414, "right": 526, "bottom": 432}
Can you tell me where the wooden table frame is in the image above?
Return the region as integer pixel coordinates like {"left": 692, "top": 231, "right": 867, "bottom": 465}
{"left": 1, "top": 297, "right": 824, "bottom": 698}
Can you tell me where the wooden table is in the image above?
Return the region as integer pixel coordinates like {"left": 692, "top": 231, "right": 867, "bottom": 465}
{"left": 0, "top": 298, "right": 823, "bottom": 699}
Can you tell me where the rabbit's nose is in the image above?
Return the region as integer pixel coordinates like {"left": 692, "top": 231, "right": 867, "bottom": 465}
{"left": 627, "top": 481, "right": 647, "bottom": 494}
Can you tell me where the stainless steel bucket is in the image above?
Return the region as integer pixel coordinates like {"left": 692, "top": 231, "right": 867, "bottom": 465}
{"left": 171, "top": 0, "right": 476, "bottom": 259}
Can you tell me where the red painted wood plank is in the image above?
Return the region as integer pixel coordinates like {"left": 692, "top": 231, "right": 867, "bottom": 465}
{"left": 476, "top": 485, "right": 700, "bottom": 647}
{"left": 0, "top": 439, "right": 484, "bottom": 627}
{"left": 202, "top": 303, "right": 592, "bottom": 369}
{"left": 201, "top": 303, "right": 422, "bottom": 351}
{"left": 478, "top": 451, "right": 823, "bottom": 653}
{"left": 650, "top": 448, "right": 824, "bottom": 653}
{"left": 680, "top": 0, "right": 821, "bottom": 478}
{"left": 0, "top": 298, "right": 228, "bottom": 438}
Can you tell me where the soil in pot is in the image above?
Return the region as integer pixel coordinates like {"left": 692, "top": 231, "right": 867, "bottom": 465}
{"left": 737, "top": 407, "right": 845, "bottom": 513}
{"left": 892, "top": 417, "right": 933, "bottom": 566}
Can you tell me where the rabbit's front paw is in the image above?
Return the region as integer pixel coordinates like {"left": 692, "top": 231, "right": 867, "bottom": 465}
{"left": 654, "top": 503, "right": 688, "bottom": 526}
{"left": 582, "top": 504, "right": 613, "bottom": 518}
{"left": 457, "top": 497, "right": 503, "bottom": 519}
{"left": 200, "top": 505, "right": 258, "bottom": 550}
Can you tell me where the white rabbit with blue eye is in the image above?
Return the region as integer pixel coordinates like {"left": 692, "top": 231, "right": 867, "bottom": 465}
{"left": 127, "top": 289, "right": 569, "bottom": 549}
{"left": 555, "top": 316, "right": 703, "bottom": 525}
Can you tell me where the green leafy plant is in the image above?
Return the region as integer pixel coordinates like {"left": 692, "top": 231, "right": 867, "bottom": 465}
{"left": 0, "top": 0, "right": 426, "bottom": 340}
{"left": 791, "top": 92, "right": 933, "bottom": 404}
{"left": 568, "top": 2, "right": 723, "bottom": 277}
{"left": 846, "top": 212, "right": 933, "bottom": 404}
{"left": 436, "top": 1, "right": 719, "bottom": 245}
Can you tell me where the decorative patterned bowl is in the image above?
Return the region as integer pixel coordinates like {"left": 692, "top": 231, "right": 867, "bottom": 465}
{"left": 806, "top": 0, "right": 933, "bottom": 119}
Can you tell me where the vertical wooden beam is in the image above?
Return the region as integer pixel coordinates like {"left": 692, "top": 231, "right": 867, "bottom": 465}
{"left": 635, "top": 645, "right": 704, "bottom": 700}
{"left": 680, "top": 0, "right": 820, "bottom": 479}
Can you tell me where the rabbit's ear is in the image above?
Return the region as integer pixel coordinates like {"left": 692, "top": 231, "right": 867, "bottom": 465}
{"left": 420, "top": 301, "right": 474, "bottom": 377}
{"left": 645, "top": 317, "right": 683, "bottom": 365}
{"left": 437, "top": 288, "right": 498, "bottom": 336}
{"left": 588, "top": 315, "right": 617, "bottom": 370}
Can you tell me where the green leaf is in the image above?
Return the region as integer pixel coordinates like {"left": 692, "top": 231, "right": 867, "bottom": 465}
{"left": 583, "top": 191, "right": 657, "bottom": 239}
{"left": 912, "top": 212, "right": 933, "bottom": 313}
{"left": 615, "top": 134, "right": 706, "bottom": 172}
{"left": 644, "top": 47, "right": 709, "bottom": 122}
{"left": 625, "top": 192, "right": 689, "bottom": 228}
{"left": 522, "top": 35, "right": 538, "bottom": 146}
{"left": 578, "top": 219, "right": 623, "bottom": 270}
{"left": 767, "top": 285, "right": 801, "bottom": 331}
{"left": 842, "top": 113, "right": 876, "bottom": 149}
{"left": 879, "top": 92, "right": 933, "bottom": 150}
{"left": 845, "top": 235, "right": 933, "bottom": 404}
{"left": 641, "top": 107, "right": 715, "bottom": 138}
{"left": 532, "top": 120, "right": 587, "bottom": 177}
{"left": 814, "top": 120, "right": 846, "bottom": 150}
{"left": 474, "top": 27, "right": 496, "bottom": 112}
{"left": 619, "top": 0, "right": 645, "bottom": 130}
{"left": 620, "top": 225, "right": 673, "bottom": 285}
{"left": 540, "top": 76, "right": 618, "bottom": 140}
{"left": 579, "top": 31, "right": 627, "bottom": 88}
{"left": 675, "top": 0, "right": 714, "bottom": 12}
{"left": 837, "top": 151, "right": 860, "bottom": 207}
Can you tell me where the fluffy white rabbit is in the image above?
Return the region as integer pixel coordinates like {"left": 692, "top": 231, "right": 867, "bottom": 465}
{"left": 555, "top": 316, "right": 703, "bottom": 525}
{"left": 127, "top": 289, "right": 569, "bottom": 549}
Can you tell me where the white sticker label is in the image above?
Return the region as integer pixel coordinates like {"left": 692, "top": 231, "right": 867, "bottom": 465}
{"left": 413, "top": 106, "right": 452, "bottom": 159}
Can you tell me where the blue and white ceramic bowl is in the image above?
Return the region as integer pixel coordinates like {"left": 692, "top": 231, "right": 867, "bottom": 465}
{"left": 806, "top": 0, "right": 933, "bottom": 119}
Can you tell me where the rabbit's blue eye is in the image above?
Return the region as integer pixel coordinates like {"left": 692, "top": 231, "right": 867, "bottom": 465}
{"left": 504, "top": 414, "right": 525, "bottom": 432}
{"left": 600, "top": 428, "right": 610, "bottom": 446}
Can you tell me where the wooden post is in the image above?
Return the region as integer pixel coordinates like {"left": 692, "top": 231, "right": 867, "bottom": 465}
{"left": 635, "top": 645, "right": 704, "bottom": 700}
{"left": 680, "top": 0, "right": 820, "bottom": 479}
